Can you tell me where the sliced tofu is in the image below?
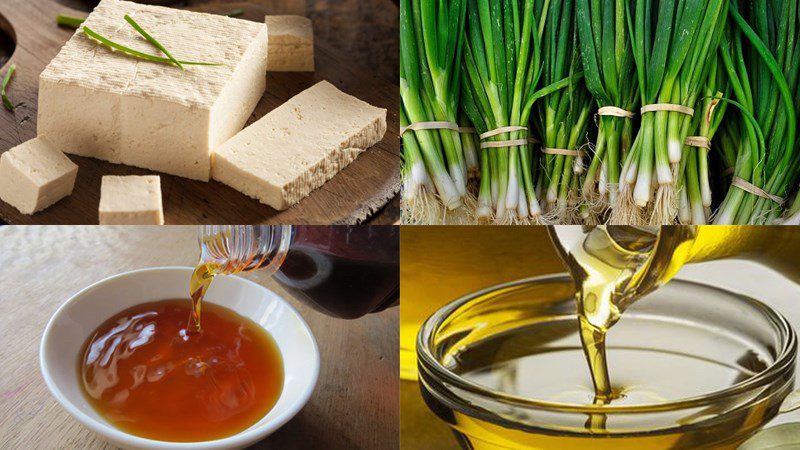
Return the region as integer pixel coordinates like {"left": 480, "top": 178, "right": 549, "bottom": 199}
{"left": 99, "top": 175, "right": 164, "bottom": 224}
{"left": 0, "top": 138, "right": 78, "bottom": 214}
{"left": 211, "top": 80, "right": 386, "bottom": 210}
{"left": 266, "top": 15, "right": 314, "bottom": 72}
{"left": 38, "top": 0, "right": 268, "bottom": 181}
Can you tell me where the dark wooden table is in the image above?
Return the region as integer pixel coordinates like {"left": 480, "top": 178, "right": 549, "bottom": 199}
{"left": 0, "top": 226, "right": 399, "bottom": 449}
{"left": 0, "top": 0, "right": 400, "bottom": 224}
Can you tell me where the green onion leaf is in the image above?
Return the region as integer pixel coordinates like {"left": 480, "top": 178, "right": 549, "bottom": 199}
{"left": 2, "top": 63, "right": 15, "bottom": 112}
{"left": 56, "top": 14, "right": 86, "bottom": 29}
{"left": 222, "top": 9, "right": 245, "bottom": 18}
{"left": 82, "top": 26, "right": 223, "bottom": 67}
{"left": 124, "top": 14, "right": 183, "bottom": 70}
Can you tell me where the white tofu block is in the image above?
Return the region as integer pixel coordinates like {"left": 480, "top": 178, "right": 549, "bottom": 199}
{"left": 38, "top": 0, "right": 268, "bottom": 181}
{"left": 212, "top": 80, "right": 386, "bottom": 210}
{"left": 99, "top": 175, "right": 164, "bottom": 224}
{"left": 0, "top": 138, "right": 78, "bottom": 214}
{"left": 266, "top": 15, "right": 314, "bottom": 72}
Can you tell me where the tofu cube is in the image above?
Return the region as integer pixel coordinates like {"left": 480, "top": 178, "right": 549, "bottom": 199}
{"left": 0, "top": 138, "right": 78, "bottom": 214}
{"left": 99, "top": 175, "right": 164, "bottom": 224}
{"left": 266, "top": 15, "right": 314, "bottom": 72}
{"left": 212, "top": 81, "right": 386, "bottom": 210}
{"left": 38, "top": 0, "right": 269, "bottom": 181}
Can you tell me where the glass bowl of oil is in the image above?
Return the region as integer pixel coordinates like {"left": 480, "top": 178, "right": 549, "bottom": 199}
{"left": 417, "top": 274, "right": 797, "bottom": 450}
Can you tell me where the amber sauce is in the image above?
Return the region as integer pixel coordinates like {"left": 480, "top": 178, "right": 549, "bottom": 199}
{"left": 79, "top": 299, "right": 283, "bottom": 442}
{"left": 189, "top": 262, "right": 217, "bottom": 333}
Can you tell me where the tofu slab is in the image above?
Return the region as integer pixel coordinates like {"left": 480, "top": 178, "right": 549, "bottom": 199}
{"left": 212, "top": 80, "right": 386, "bottom": 210}
{"left": 266, "top": 15, "right": 314, "bottom": 72}
{"left": 99, "top": 175, "right": 164, "bottom": 224}
{"left": 0, "top": 138, "right": 78, "bottom": 214}
{"left": 38, "top": 0, "right": 268, "bottom": 181}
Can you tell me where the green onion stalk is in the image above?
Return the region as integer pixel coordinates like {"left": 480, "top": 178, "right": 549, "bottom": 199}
{"left": 715, "top": 116, "right": 741, "bottom": 184}
{"left": 399, "top": 0, "right": 469, "bottom": 220}
{"left": 400, "top": 106, "right": 440, "bottom": 224}
{"left": 1, "top": 64, "right": 15, "bottom": 112}
{"left": 461, "top": 0, "right": 553, "bottom": 223}
{"left": 458, "top": 109, "right": 481, "bottom": 186}
{"left": 715, "top": 0, "right": 798, "bottom": 224}
{"left": 774, "top": 2, "right": 800, "bottom": 224}
{"left": 677, "top": 55, "right": 727, "bottom": 224}
{"left": 460, "top": 83, "right": 493, "bottom": 215}
{"left": 534, "top": 0, "right": 594, "bottom": 223}
{"left": 615, "top": 0, "right": 728, "bottom": 225}
{"left": 713, "top": 25, "right": 767, "bottom": 224}
{"left": 576, "top": 0, "right": 639, "bottom": 214}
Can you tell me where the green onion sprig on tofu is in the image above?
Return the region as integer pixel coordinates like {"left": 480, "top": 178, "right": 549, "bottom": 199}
{"left": 82, "top": 26, "right": 223, "bottom": 67}
{"left": 124, "top": 15, "right": 183, "bottom": 70}
{"left": 56, "top": 14, "right": 86, "bottom": 29}
{"left": 2, "top": 63, "right": 15, "bottom": 111}
{"left": 222, "top": 9, "right": 245, "bottom": 18}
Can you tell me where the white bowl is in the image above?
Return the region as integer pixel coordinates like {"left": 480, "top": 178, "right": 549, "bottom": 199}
{"left": 40, "top": 266, "right": 319, "bottom": 450}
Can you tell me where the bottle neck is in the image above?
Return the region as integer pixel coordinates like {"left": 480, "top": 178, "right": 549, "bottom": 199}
{"left": 686, "top": 226, "right": 800, "bottom": 285}
{"left": 684, "top": 226, "right": 764, "bottom": 263}
{"left": 198, "top": 225, "right": 294, "bottom": 275}
{"left": 626, "top": 225, "right": 767, "bottom": 290}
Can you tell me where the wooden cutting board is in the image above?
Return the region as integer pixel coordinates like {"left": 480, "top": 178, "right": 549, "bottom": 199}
{"left": 0, "top": 0, "right": 400, "bottom": 224}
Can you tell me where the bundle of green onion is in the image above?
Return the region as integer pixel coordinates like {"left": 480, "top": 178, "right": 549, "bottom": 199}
{"left": 460, "top": 0, "right": 549, "bottom": 223}
{"left": 400, "top": 0, "right": 469, "bottom": 222}
{"left": 534, "top": 0, "right": 594, "bottom": 223}
{"left": 614, "top": 0, "right": 729, "bottom": 225}
{"left": 678, "top": 56, "right": 727, "bottom": 224}
{"left": 399, "top": 0, "right": 800, "bottom": 225}
{"left": 714, "top": 0, "right": 799, "bottom": 224}
{"left": 576, "top": 0, "right": 639, "bottom": 214}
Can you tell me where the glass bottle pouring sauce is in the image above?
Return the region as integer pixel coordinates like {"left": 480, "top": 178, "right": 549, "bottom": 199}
{"left": 190, "top": 225, "right": 399, "bottom": 332}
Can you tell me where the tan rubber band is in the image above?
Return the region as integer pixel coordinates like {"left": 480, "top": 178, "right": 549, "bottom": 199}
{"left": 732, "top": 177, "right": 785, "bottom": 205}
{"left": 458, "top": 127, "right": 476, "bottom": 134}
{"left": 685, "top": 136, "right": 711, "bottom": 149}
{"left": 480, "top": 139, "right": 530, "bottom": 149}
{"left": 528, "top": 137, "right": 540, "bottom": 145}
{"left": 480, "top": 126, "right": 528, "bottom": 140}
{"left": 542, "top": 147, "right": 588, "bottom": 158}
{"left": 597, "top": 106, "right": 636, "bottom": 118}
{"left": 400, "top": 121, "right": 460, "bottom": 136}
{"left": 640, "top": 103, "right": 695, "bottom": 116}
{"left": 723, "top": 167, "right": 736, "bottom": 177}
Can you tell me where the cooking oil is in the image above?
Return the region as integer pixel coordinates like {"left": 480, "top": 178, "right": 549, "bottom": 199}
{"left": 550, "top": 226, "right": 694, "bottom": 402}
{"left": 403, "top": 226, "right": 800, "bottom": 380}
{"left": 417, "top": 275, "right": 795, "bottom": 450}
{"left": 400, "top": 227, "right": 563, "bottom": 380}
{"left": 550, "top": 225, "right": 800, "bottom": 402}
{"left": 409, "top": 225, "right": 800, "bottom": 449}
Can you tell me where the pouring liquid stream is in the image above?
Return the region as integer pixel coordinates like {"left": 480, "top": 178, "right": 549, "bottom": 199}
{"left": 550, "top": 226, "right": 697, "bottom": 405}
{"left": 189, "top": 262, "right": 216, "bottom": 333}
